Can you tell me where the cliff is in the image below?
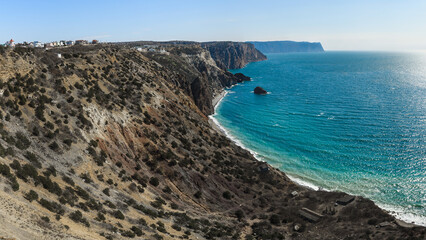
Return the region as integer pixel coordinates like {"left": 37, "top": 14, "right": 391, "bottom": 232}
{"left": 0, "top": 44, "right": 423, "bottom": 240}
{"left": 142, "top": 44, "right": 252, "bottom": 115}
{"left": 201, "top": 42, "right": 267, "bottom": 69}
{"left": 248, "top": 41, "right": 325, "bottom": 53}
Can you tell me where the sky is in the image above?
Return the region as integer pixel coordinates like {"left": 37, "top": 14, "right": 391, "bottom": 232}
{"left": 1, "top": 0, "right": 426, "bottom": 51}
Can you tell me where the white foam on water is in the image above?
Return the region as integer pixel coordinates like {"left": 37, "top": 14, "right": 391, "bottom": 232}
{"left": 209, "top": 114, "right": 262, "bottom": 160}
{"left": 377, "top": 203, "right": 426, "bottom": 226}
{"left": 287, "top": 175, "right": 321, "bottom": 191}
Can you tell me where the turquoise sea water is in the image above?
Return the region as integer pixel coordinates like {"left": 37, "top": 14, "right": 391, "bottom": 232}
{"left": 212, "top": 52, "right": 426, "bottom": 225}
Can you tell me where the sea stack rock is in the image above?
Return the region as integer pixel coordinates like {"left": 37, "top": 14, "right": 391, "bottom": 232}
{"left": 234, "top": 73, "right": 251, "bottom": 82}
{"left": 254, "top": 86, "right": 267, "bottom": 95}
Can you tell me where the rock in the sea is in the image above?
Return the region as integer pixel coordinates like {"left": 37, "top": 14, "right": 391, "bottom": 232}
{"left": 234, "top": 73, "right": 251, "bottom": 82}
{"left": 254, "top": 86, "right": 267, "bottom": 94}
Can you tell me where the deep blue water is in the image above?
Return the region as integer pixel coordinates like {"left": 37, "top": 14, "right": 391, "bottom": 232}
{"left": 213, "top": 52, "right": 426, "bottom": 225}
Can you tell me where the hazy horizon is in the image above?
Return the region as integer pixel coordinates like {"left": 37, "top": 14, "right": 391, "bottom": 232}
{"left": 1, "top": 0, "right": 426, "bottom": 51}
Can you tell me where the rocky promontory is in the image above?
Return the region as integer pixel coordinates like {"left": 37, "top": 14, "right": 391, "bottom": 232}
{"left": 248, "top": 40, "right": 325, "bottom": 53}
{"left": 201, "top": 41, "right": 267, "bottom": 69}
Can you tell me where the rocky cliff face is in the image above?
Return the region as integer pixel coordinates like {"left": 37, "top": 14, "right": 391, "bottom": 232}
{"left": 144, "top": 44, "right": 252, "bottom": 115}
{"left": 248, "top": 41, "right": 325, "bottom": 53}
{"left": 201, "top": 42, "right": 267, "bottom": 69}
{"left": 0, "top": 45, "right": 423, "bottom": 240}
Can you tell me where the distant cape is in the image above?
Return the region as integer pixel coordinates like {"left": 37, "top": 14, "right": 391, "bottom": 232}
{"left": 247, "top": 41, "right": 324, "bottom": 53}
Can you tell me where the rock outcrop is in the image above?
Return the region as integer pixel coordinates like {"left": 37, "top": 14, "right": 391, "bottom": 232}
{"left": 234, "top": 73, "right": 251, "bottom": 82}
{"left": 254, "top": 86, "right": 267, "bottom": 94}
{"left": 249, "top": 40, "right": 325, "bottom": 53}
{"left": 144, "top": 44, "right": 252, "bottom": 115}
{"left": 201, "top": 42, "right": 267, "bottom": 69}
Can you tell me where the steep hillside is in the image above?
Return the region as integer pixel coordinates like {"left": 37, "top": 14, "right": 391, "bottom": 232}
{"left": 201, "top": 42, "right": 267, "bottom": 69}
{"left": 0, "top": 44, "right": 423, "bottom": 240}
{"left": 248, "top": 41, "right": 324, "bottom": 53}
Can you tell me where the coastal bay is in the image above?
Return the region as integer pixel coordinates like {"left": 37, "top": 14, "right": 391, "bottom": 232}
{"left": 213, "top": 51, "right": 426, "bottom": 226}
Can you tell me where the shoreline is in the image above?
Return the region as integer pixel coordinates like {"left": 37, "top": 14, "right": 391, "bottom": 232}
{"left": 208, "top": 90, "right": 228, "bottom": 134}
{"left": 208, "top": 86, "right": 425, "bottom": 227}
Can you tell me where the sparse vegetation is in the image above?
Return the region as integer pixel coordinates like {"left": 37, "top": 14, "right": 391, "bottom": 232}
{"left": 0, "top": 43, "right": 421, "bottom": 240}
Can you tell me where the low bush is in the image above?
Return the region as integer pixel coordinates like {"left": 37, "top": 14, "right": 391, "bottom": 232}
{"left": 24, "top": 151, "right": 42, "bottom": 168}
{"left": 38, "top": 198, "right": 65, "bottom": 215}
{"left": 131, "top": 226, "right": 143, "bottom": 236}
{"left": 41, "top": 216, "right": 50, "bottom": 223}
{"left": 222, "top": 191, "right": 232, "bottom": 200}
{"left": 149, "top": 177, "right": 159, "bottom": 187}
{"left": 69, "top": 210, "right": 90, "bottom": 227}
{"left": 15, "top": 132, "right": 31, "bottom": 150}
{"left": 102, "top": 188, "right": 110, "bottom": 196}
{"left": 112, "top": 210, "right": 125, "bottom": 220}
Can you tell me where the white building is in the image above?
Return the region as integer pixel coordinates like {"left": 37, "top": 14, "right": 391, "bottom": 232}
{"left": 33, "top": 41, "right": 43, "bottom": 48}
{"left": 5, "top": 39, "right": 15, "bottom": 47}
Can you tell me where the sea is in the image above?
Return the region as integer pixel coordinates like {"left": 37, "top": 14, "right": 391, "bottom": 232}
{"left": 211, "top": 51, "right": 426, "bottom": 226}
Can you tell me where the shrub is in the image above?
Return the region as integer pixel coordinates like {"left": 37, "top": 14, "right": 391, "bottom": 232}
{"left": 112, "top": 210, "right": 125, "bottom": 220}
{"left": 79, "top": 173, "right": 92, "bottom": 183}
{"left": 24, "top": 151, "right": 42, "bottom": 168}
{"left": 102, "top": 188, "right": 110, "bottom": 196}
{"left": 162, "top": 186, "right": 172, "bottom": 194}
{"left": 170, "top": 202, "right": 179, "bottom": 210}
{"left": 35, "top": 105, "right": 46, "bottom": 121}
{"left": 17, "top": 163, "right": 38, "bottom": 181}
{"left": 69, "top": 210, "right": 90, "bottom": 227}
{"left": 149, "top": 177, "right": 159, "bottom": 187}
{"left": 41, "top": 216, "right": 50, "bottom": 223}
{"left": 129, "top": 183, "right": 137, "bottom": 192}
{"left": 9, "top": 176, "right": 19, "bottom": 191}
{"left": 89, "top": 140, "right": 98, "bottom": 147}
{"left": 39, "top": 198, "right": 65, "bottom": 215}
{"left": 172, "top": 223, "right": 181, "bottom": 231}
{"left": 49, "top": 141, "right": 60, "bottom": 151}
{"left": 151, "top": 199, "right": 164, "bottom": 209}
{"left": 194, "top": 191, "right": 202, "bottom": 199}
{"left": 222, "top": 191, "right": 232, "bottom": 200}
{"left": 96, "top": 212, "right": 106, "bottom": 221}
{"left": 0, "top": 163, "right": 11, "bottom": 177}
{"left": 63, "top": 139, "right": 72, "bottom": 146}
{"left": 10, "top": 160, "right": 21, "bottom": 170}
{"left": 235, "top": 209, "right": 245, "bottom": 221}
{"left": 15, "top": 132, "right": 31, "bottom": 150}
{"left": 69, "top": 210, "right": 82, "bottom": 222}
{"left": 121, "top": 230, "right": 135, "bottom": 238}
{"left": 269, "top": 214, "right": 280, "bottom": 225}
{"left": 75, "top": 186, "right": 90, "bottom": 200}
{"left": 38, "top": 175, "right": 62, "bottom": 196}
{"left": 131, "top": 226, "right": 143, "bottom": 236}
{"left": 104, "top": 200, "right": 116, "bottom": 209}
{"left": 62, "top": 175, "right": 75, "bottom": 186}
{"left": 156, "top": 221, "right": 167, "bottom": 233}
{"left": 45, "top": 165, "right": 57, "bottom": 177}
{"left": 45, "top": 121, "right": 54, "bottom": 130}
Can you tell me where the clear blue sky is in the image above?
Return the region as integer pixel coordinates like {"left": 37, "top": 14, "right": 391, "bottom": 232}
{"left": 1, "top": 0, "right": 426, "bottom": 51}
